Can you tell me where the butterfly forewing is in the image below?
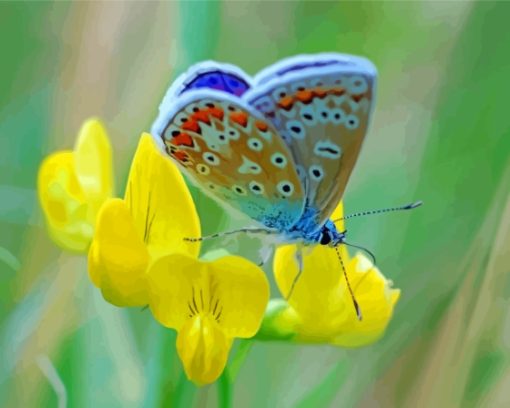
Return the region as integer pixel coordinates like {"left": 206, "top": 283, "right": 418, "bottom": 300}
{"left": 245, "top": 54, "right": 377, "bottom": 229}
{"left": 152, "top": 89, "right": 305, "bottom": 230}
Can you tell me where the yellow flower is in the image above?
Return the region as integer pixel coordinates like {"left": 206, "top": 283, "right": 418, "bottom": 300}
{"left": 87, "top": 133, "right": 199, "bottom": 306}
{"left": 267, "top": 202, "right": 400, "bottom": 347}
{"left": 148, "top": 253, "right": 269, "bottom": 385}
{"left": 38, "top": 119, "right": 113, "bottom": 252}
{"left": 88, "top": 133, "right": 269, "bottom": 385}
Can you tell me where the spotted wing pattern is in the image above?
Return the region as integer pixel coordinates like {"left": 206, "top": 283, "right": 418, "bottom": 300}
{"left": 245, "top": 54, "right": 377, "bottom": 229}
{"left": 151, "top": 89, "right": 305, "bottom": 230}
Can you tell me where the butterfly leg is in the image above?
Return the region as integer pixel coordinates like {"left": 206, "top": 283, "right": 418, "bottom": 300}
{"left": 184, "top": 227, "right": 277, "bottom": 242}
{"left": 257, "top": 245, "right": 274, "bottom": 267}
{"left": 286, "top": 247, "right": 304, "bottom": 300}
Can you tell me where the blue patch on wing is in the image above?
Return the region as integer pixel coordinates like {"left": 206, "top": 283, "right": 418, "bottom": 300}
{"left": 180, "top": 71, "right": 250, "bottom": 96}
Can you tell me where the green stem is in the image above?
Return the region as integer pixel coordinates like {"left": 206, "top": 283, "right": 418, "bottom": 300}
{"left": 217, "top": 339, "right": 253, "bottom": 408}
{"left": 217, "top": 371, "right": 231, "bottom": 408}
{"left": 228, "top": 339, "right": 253, "bottom": 381}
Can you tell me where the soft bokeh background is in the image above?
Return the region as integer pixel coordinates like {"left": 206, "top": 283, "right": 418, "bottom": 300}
{"left": 1, "top": 1, "right": 509, "bottom": 407}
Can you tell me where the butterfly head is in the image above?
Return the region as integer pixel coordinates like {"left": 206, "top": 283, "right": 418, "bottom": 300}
{"left": 318, "top": 220, "right": 346, "bottom": 247}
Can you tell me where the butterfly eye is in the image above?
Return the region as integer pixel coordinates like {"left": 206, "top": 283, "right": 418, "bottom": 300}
{"left": 247, "top": 138, "right": 264, "bottom": 152}
{"left": 277, "top": 181, "right": 294, "bottom": 198}
{"left": 203, "top": 152, "right": 220, "bottom": 165}
{"left": 271, "top": 153, "right": 288, "bottom": 168}
{"left": 248, "top": 181, "right": 265, "bottom": 195}
{"left": 348, "top": 75, "right": 368, "bottom": 94}
{"left": 345, "top": 114, "right": 360, "bottom": 130}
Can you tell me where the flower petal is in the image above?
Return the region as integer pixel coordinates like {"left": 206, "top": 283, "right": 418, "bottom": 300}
{"left": 74, "top": 118, "right": 113, "bottom": 215}
{"left": 206, "top": 256, "right": 270, "bottom": 338}
{"left": 125, "top": 133, "right": 200, "bottom": 260}
{"left": 88, "top": 198, "right": 150, "bottom": 306}
{"left": 273, "top": 243, "right": 349, "bottom": 332}
{"left": 37, "top": 151, "right": 92, "bottom": 252}
{"left": 147, "top": 253, "right": 201, "bottom": 331}
{"left": 329, "top": 253, "right": 400, "bottom": 347}
{"left": 147, "top": 254, "right": 269, "bottom": 337}
{"left": 176, "top": 315, "right": 232, "bottom": 386}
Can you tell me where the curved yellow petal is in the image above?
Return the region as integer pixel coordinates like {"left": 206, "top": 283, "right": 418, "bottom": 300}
{"left": 273, "top": 243, "right": 349, "bottom": 331}
{"left": 207, "top": 256, "right": 270, "bottom": 338}
{"left": 329, "top": 253, "right": 400, "bottom": 347}
{"left": 38, "top": 151, "right": 92, "bottom": 252}
{"left": 148, "top": 254, "right": 269, "bottom": 338}
{"left": 177, "top": 315, "right": 233, "bottom": 386}
{"left": 74, "top": 118, "right": 113, "bottom": 215}
{"left": 147, "top": 253, "right": 202, "bottom": 330}
{"left": 125, "top": 134, "right": 200, "bottom": 261}
{"left": 88, "top": 198, "right": 150, "bottom": 306}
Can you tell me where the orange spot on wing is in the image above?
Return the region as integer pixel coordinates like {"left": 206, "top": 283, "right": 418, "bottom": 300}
{"left": 277, "top": 96, "right": 294, "bottom": 111}
{"left": 173, "top": 150, "right": 188, "bottom": 162}
{"left": 314, "top": 88, "right": 327, "bottom": 98}
{"left": 295, "top": 90, "right": 314, "bottom": 104}
{"left": 255, "top": 121, "right": 268, "bottom": 132}
{"left": 331, "top": 87, "right": 346, "bottom": 96}
{"left": 173, "top": 132, "right": 194, "bottom": 147}
{"left": 230, "top": 111, "right": 248, "bottom": 127}
{"left": 352, "top": 94, "right": 364, "bottom": 102}
{"left": 182, "top": 119, "right": 200, "bottom": 133}
{"left": 207, "top": 106, "right": 224, "bottom": 120}
{"left": 192, "top": 110, "right": 211, "bottom": 125}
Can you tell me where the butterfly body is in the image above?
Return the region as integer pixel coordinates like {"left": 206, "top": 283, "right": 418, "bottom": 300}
{"left": 151, "top": 53, "right": 377, "bottom": 247}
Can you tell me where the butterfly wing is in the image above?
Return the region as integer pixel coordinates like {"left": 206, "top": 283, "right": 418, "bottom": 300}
{"left": 151, "top": 89, "right": 305, "bottom": 230}
{"left": 244, "top": 53, "right": 377, "bottom": 230}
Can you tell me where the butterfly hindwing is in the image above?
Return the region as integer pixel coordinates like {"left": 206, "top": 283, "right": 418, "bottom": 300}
{"left": 151, "top": 89, "right": 305, "bottom": 230}
{"left": 245, "top": 53, "right": 377, "bottom": 228}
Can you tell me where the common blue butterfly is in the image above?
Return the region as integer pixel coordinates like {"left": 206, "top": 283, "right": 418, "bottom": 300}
{"left": 151, "top": 53, "right": 420, "bottom": 317}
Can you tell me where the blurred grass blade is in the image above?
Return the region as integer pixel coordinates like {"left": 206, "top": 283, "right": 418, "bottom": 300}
{"left": 0, "top": 246, "right": 21, "bottom": 273}
{"left": 36, "top": 355, "right": 67, "bottom": 408}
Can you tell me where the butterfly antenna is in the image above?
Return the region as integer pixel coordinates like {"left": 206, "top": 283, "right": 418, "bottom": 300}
{"left": 333, "top": 200, "right": 423, "bottom": 223}
{"left": 343, "top": 241, "right": 377, "bottom": 265}
{"left": 335, "top": 246, "right": 362, "bottom": 321}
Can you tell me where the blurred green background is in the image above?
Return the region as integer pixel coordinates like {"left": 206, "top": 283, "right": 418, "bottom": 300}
{"left": 1, "top": 1, "right": 509, "bottom": 407}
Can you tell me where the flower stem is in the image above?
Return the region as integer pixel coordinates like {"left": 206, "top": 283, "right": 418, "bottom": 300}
{"left": 217, "top": 339, "right": 253, "bottom": 408}
{"left": 217, "top": 371, "right": 232, "bottom": 408}
{"left": 228, "top": 339, "right": 253, "bottom": 381}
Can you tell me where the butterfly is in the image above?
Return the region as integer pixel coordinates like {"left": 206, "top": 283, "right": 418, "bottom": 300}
{"left": 151, "top": 54, "right": 419, "bottom": 317}
{"left": 152, "top": 53, "right": 377, "bottom": 243}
